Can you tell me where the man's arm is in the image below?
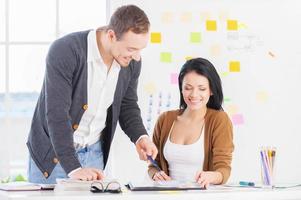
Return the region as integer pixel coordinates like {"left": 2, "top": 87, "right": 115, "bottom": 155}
{"left": 118, "top": 60, "right": 158, "bottom": 160}
{"left": 118, "top": 60, "right": 148, "bottom": 143}
{"left": 45, "top": 37, "right": 81, "bottom": 174}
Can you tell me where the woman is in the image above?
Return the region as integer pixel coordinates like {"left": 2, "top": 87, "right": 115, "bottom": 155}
{"left": 148, "top": 58, "right": 234, "bottom": 188}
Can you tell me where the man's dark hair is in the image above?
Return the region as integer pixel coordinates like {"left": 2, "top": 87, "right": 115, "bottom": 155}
{"left": 107, "top": 5, "right": 150, "bottom": 40}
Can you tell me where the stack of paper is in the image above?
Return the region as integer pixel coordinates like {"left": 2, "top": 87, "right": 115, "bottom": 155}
{"left": 0, "top": 182, "right": 42, "bottom": 191}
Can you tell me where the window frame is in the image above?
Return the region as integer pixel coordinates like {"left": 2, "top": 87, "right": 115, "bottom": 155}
{"left": 0, "top": 0, "right": 109, "bottom": 176}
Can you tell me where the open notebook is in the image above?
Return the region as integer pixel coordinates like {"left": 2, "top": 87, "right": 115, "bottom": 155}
{"left": 126, "top": 180, "right": 206, "bottom": 191}
{"left": 0, "top": 182, "right": 55, "bottom": 191}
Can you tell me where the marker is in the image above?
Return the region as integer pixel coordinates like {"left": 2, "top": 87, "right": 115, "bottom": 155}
{"left": 239, "top": 181, "right": 255, "bottom": 187}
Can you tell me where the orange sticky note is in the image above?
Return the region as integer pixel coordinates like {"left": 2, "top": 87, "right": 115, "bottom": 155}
{"left": 227, "top": 20, "right": 238, "bottom": 31}
{"left": 151, "top": 32, "right": 161, "bottom": 43}
{"left": 210, "top": 44, "right": 222, "bottom": 57}
{"left": 229, "top": 61, "right": 240, "bottom": 72}
{"left": 161, "top": 12, "right": 173, "bottom": 24}
{"left": 206, "top": 20, "right": 217, "bottom": 31}
{"left": 200, "top": 12, "right": 211, "bottom": 21}
{"left": 180, "top": 12, "right": 192, "bottom": 23}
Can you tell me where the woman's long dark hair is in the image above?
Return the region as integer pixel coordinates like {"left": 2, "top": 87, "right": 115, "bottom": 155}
{"left": 178, "top": 57, "right": 223, "bottom": 111}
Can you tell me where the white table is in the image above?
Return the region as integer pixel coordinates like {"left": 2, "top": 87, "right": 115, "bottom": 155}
{"left": 1, "top": 187, "right": 301, "bottom": 200}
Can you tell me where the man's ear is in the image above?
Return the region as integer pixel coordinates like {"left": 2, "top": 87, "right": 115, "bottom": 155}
{"left": 107, "top": 29, "right": 117, "bottom": 41}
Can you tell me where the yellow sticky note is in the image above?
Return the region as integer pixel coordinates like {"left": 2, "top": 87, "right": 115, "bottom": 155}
{"left": 238, "top": 22, "right": 248, "bottom": 29}
{"left": 229, "top": 61, "right": 240, "bottom": 72}
{"left": 151, "top": 32, "right": 161, "bottom": 43}
{"left": 180, "top": 12, "right": 192, "bottom": 23}
{"left": 160, "top": 52, "right": 172, "bottom": 63}
{"left": 144, "top": 82, "right": 157, "bottom": 94}
{"left": 161, "top": 12, "right": 173, "bottom": 24}
{"left": 190, "top": 32, "right": 201, "bottom": 43}
{"left": 225, "top": 104, "right": 238, "bottom": 115}
{"left": 227, "top": 20, "right": 238, "bottom": 31}
{"left": 185, "top": 56, "right": 193, "bottom": 61}
{"left": 256, "top": 91, "right": 268, "bottom": 103}
{"left": 206, "top": 20, "right": 217, "bottom": 31}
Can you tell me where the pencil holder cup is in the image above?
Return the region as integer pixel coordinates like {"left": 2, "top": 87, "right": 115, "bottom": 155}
{"left": 260, "top": 147, "right": 276, "bottom": 189}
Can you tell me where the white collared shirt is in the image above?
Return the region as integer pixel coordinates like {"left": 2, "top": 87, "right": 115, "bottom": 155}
{"left": 73, "top": 30, "right": 120, "bottom": 146}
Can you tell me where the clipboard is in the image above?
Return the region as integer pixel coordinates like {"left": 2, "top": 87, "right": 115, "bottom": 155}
{"left": 126, "top": 180, "right": 206, "bottom": 191}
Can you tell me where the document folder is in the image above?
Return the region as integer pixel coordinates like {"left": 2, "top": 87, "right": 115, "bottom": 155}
{"left": 126, "top": 180, "right": 206, "bottom": 191}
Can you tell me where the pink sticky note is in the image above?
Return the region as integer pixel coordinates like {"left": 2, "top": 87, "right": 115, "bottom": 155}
{"left": 170, "top": 73, "right": 178, "bottom": 85}
{"left": 232, "top": 114, "right": 244, "bottom": 125}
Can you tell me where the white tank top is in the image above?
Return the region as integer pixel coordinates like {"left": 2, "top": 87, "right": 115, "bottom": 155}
{"left": 163, "top": 122, "right": 204, "bottom": 181}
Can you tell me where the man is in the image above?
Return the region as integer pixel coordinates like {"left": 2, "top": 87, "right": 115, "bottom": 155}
{"left": 27, "top": 5, "right": 157, "bottom": 184}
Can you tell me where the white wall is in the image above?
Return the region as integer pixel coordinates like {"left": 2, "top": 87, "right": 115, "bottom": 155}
{"left": 108, "top": 0, "right": 301, "bottom": 184}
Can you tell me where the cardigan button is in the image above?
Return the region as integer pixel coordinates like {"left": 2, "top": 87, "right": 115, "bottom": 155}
{"left": 73, "top": 124, "right": 79, "bottom": 130}
{"left": 82, "top": 104, "right": 88, "bottom": 110}
{"left": 53, "top": 157, "right": 59, "bottom": 164}
{"left": 43, "top": 172, "right": 49, "bottom": 178}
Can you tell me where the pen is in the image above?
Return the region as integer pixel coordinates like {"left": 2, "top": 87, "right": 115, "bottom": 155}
{"left": 147, "top": 155, "right": 161, "bottom": 171}
{"left": 260, "top": 150, "right": 270, "bottom": 185}
{"left": 239, "top": 181, "right": 255, "bottom": 187}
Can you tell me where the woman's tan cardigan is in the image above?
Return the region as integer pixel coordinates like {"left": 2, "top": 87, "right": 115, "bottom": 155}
{"left": 148, "top": 108, "right": 234, "bottom": 184}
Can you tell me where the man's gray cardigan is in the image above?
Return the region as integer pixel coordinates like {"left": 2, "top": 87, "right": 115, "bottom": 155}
{"left": 26, "top": 30, "right": 148, "bottom": 177}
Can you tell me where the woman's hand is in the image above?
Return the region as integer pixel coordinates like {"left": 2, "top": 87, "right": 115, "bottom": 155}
{"left": 152, "top": 171, "right": 172, "bottom": 181}
{"left": 195, "top": 170, "right": 223, "bottom": 188}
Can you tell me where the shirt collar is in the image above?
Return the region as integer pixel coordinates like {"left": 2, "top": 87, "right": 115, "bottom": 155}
{"left": 87, "top": 30, "right": 120, "bottom": 72}
{"left": 87, "top": 30, "right": 102, "bottom": 62}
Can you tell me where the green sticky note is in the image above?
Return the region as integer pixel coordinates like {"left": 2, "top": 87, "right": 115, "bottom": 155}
{"left": 190, "top": 32, "right": 201, "bottom": 43}
{"left": 220, "top": 72, "right": 229, "bottom": 77}
{"left": 160, "top": 52, "right": 172, "bottom": 63}
{"left": 224, "top": 97, "right": 231, "bottom": 102}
